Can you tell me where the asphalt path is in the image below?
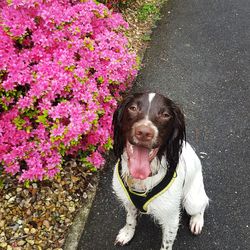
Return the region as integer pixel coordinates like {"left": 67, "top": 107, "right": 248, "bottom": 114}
{"left": 78, "top": 0, "right": 250, "bottom": 249}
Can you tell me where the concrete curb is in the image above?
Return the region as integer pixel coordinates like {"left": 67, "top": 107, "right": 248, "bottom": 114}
{"left": 63, "top": 174, "right": 99, "bottom": 250}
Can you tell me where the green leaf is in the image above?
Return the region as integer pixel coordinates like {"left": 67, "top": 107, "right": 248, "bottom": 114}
{"left": 142, "top": 34, "right": 151, "bottom": 41}
{"left": 36, "top": 110, "right": 48, "bottom": 125}
{"left": 104, "top": 137, "right": 113, "bottom": 151}
{"left": 0, "top": 178, "right": 4, "bottom": 190}
{"left": 24, "top": 180, "right": 30, "bottom": 188}
{"left": 138, "top": 3, "right": 158, "bottom": 21}
{"left": 88, "top": 144, "right": 96, "bottom": 152}
{"left": 13, "top": 116, "right": 26, "bottom": 130}
{"left": 79, "top": 157, "right": 97, "bottom": 172}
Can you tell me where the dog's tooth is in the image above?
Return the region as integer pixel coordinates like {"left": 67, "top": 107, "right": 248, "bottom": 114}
{"left": 130, "top": 145, "right": 133, "bottom": 153}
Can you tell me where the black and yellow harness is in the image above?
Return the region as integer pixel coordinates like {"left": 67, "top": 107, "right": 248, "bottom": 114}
{"left": 115, "top": 159, "right": 177, "bottom": 213}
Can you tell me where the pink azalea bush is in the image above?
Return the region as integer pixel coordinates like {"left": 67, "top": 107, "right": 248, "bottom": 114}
{"left": 0, "top": 0, "right": 137, "bottom": 181}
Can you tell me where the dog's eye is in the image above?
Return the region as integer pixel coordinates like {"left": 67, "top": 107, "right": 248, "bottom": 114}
{"left": 160, "top": 112, "right": 170, "bottom": 119}
{"left": 128, "top": 105, "right": 138, "bottom": 112}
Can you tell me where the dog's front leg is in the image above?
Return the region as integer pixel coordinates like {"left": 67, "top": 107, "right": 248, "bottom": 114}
{"left": 160, "top": 226, "right": 178, "bottom": 250}
{"left": 160, "top": 216, "right": 179, "bottom": 250}
{"left": 114, "top": 202, "right": 138, "bottom": 246}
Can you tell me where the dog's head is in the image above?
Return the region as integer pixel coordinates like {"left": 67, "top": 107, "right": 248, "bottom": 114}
{"left": 113, "top": 92, "right": 185, "bottom": 179}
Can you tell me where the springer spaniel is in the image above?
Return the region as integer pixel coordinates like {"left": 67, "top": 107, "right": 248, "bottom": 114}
{"left": 112, "top": 92, "right": 209, "bottom": 250}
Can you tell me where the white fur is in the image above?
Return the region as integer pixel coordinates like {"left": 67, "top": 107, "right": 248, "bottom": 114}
{"left": 146, "top": 93, "right": 156, "bottom": 119}
{"left": 148, "top": 92, "right": 156, "bottom": 104}
{"left": 113, "top": 142, "right": 209, "bottom": 250}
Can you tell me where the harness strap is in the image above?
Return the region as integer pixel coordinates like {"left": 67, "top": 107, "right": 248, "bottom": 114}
{"left": 116, "top": 159, "right": 177, "bottom": 213}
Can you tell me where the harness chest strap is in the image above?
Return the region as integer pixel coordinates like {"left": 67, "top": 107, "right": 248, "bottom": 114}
{"left": 115, "top": 160, "right": 177, "bottom": 213}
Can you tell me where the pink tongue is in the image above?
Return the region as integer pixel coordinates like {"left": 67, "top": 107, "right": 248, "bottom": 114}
{"left": 127, "top": 146, "right": 151, "bottom": 180}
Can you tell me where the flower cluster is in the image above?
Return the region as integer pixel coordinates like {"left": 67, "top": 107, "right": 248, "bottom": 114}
{"left": 0, "top": 0, "right": 137, "bottom": 181}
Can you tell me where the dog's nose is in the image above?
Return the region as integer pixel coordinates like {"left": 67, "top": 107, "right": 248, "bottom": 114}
{"left": 135, "top": 125, "right": 154, "bottom": 141}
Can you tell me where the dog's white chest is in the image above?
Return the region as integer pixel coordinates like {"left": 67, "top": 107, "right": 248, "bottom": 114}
{"left": 126, "top": 177, "right": 147, "bottom": 192}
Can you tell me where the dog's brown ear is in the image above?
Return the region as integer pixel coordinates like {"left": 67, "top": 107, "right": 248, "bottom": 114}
{"left": 166, "top": 103, "right": 186, "bottom": 171}
{"left": 171, "top": 104, "right": 186, "bottom": 142}
{"left": 112, "top": 94, "right": 134, "bottom": 158}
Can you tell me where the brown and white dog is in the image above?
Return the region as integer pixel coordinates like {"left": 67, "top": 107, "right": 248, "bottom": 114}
{"left": 112, "top": 92, "right": 209, "bottom": 250}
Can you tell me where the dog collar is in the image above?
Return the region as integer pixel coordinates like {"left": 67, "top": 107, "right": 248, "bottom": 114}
{"left": 115, "top": 159, "right": 177, "bottom": 213}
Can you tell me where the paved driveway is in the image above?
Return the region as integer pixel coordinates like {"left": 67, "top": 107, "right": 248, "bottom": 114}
{"left": 78, "top": 0, "right": 250, "bottom": 249}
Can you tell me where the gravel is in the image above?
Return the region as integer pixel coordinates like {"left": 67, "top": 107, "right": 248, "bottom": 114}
{"left": 0, "top": 161, "right": 97, "bottom": 250}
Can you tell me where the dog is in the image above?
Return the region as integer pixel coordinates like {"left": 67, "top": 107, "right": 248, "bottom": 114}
{"left": 112, "top": 92, "right": 209, "bottom": 250}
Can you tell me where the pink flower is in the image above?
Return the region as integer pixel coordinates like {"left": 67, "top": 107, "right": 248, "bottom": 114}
{"left": 0, "top": 0, "right": 137, "bottom": 181}
{"left": 87, "top": 151, "right": 105, "bottom": 168}
{"left": 51, "top": 125, "right": 65, "bottom": 137}
{"left": 17, "top": 96, "right": 33, "bottom": 109}
{"left": 5, "top": 162, "right": 20, "bottom": 175}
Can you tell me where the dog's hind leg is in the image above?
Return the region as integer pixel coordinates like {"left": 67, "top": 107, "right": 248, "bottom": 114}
{"left": 114, "top": 202, "right": 138, "bottom": 246}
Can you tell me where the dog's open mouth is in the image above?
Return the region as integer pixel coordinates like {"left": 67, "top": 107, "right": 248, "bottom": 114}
{"left": 126, "top": 141, "right": 159, "bottom": 180}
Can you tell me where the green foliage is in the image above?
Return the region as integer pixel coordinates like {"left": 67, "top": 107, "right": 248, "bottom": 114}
{"left": 98, "top": 0, "right": 131, "bottom": 10}
{"left": 103, "top": 137, "right": 113, "bottom": 150}
{"left": 36, "top": 110, "right": 49, "bottom": 126}
{"left": 142, "top": 34, "right": 151, "bottom": 41}
{"left": 13, "top": 116, "right": 26, "bottom": 130}
{"left": 138, "top": 3, "right": 158, "bottom": 21}
{"left": 77, "top": 146, "right": 98, "bottom": 172}
{"left": 0, "top": 164, "right": 4, "bottom": 190}
{"left": 0, "top": 178, "right": 4, "bottom": 190}
{"left": 24, "top": 180, "right": 30, "bottom": 188}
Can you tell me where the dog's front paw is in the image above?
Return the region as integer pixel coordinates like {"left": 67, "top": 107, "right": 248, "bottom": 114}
{"left": 114, "top": 225, "right": 135, "bottom": 246}
{"left": 190, "top": 213, "right": 204, "bottom": 235}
